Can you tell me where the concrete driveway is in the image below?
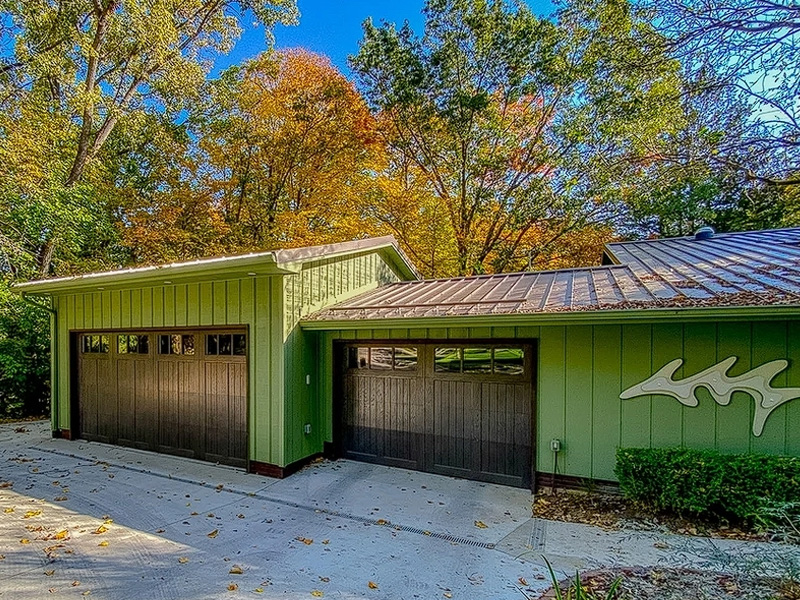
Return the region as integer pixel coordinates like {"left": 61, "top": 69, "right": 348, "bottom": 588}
{"left": 0, "top": 421, "right": 549, "bottom": 599}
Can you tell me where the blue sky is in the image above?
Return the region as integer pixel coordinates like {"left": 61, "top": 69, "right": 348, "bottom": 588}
{"left": 217, "top": 0, "right": 555, "bottom": 76}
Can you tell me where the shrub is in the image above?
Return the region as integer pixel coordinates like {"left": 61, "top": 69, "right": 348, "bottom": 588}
{"left": 0, "top": 279, "right": 50, "bottom": 418}
{"left": 615, "top": 447, "right": 800, "bottom": 523}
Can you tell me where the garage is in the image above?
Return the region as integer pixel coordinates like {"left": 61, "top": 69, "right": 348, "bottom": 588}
{"left": 76, "top": 329, "right": 248, "bottom": 468}
{"left": 339, "top": 342, "right": 534, "bottom": 488}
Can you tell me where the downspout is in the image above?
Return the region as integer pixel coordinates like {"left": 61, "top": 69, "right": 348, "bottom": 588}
{"left": 21, "top": 292, "right": 58, "bottom": 435}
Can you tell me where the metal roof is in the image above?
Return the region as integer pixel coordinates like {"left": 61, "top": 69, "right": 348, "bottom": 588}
{"left": 305, "top": 227, "right": 800, "bottom": 322}
{"left": 15, "top": 236, "right": 419, "bottom": 294}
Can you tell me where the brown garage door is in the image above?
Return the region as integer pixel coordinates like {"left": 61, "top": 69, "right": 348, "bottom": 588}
{"left": 340, "top": 343, "right": 533, "bottom": 488}
{"left": 76, "top": 330, "right": 247, "bottom": 468}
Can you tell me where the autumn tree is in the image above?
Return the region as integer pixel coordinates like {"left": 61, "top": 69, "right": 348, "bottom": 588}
{"left": 351, "top": 0, "right": 685, "bottom": 276}
{"left": 0, "top": 0, "right": 299, "bottom": 276}
{"left": 188, "top": 49, "right": 383, "bottom": 250}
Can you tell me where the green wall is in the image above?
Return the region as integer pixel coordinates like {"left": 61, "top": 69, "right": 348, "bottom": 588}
{"left": 50, "top": 248, "right": 405, "bottom": 469}
{"left": 51, "top": 276, "right": 286, "bottom": 465}
{"left": 312, "top": 320, "right": 800, "bottom": 482}
{"left": 282, "top": 252, "right": 401, "bottom": 464}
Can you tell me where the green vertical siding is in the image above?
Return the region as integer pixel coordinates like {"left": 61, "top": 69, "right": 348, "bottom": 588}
{"left": 51, "top": 276, "right": 285, "bottom": 466}
{"left": 282, "top": 252, "right": 404, "bottom": 465}
{"left": 313, "top": 319, "right": 800, "bottom": 482}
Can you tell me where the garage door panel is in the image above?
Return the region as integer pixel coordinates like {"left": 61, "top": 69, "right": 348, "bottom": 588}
{"left": 177, "top": 365, "right": 204, "bottom": 459}
{"left": 157, "top": 361, "right": 181, "bottom": 455}
{"left": 227, "top": 363, "right": 248, "bottom": 465}
{"left": 95, "top": 357, "right": 117, "bottom": 444}
{"left": 77, "top": 330, "right": 247, "bottom": 468}
{"left": 204, "top": 362, "right": 230, "bottom": 463}
{"left": 116, "top": 361, "right": 137, "bottom": 446}
{"left": 133, "top": 360, "right": 158, "bottom": 451}
{"left": 78, "top": 359, "right": 99, "bottom": 441}
{"left": 342, "top": 343, "right": 533, "bottom": 489}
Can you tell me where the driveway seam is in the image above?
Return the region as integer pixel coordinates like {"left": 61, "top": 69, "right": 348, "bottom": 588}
{"left": 29, "top": 446, "right": 498, "bottom": 550}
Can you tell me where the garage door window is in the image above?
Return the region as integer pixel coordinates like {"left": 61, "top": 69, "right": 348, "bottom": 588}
{"left": 206, "top": 333, "right": 247, "bottom": 356}
{"left": 82, "top": 334, "right": 109, "bottom": 354}
{"left": 118, "top": 334, "right": 149, "bottom": 354}
{"left": 435, "top": 346, "right": 525, "bottom": 375}
{"left": 159, "top": 334, "right": 195, "bottom": 356}
{"left": 346, "top": 347, "right": 418, "bottom": 371}
{"left": 493, "top": 348, "right": 524, "bottom": 375}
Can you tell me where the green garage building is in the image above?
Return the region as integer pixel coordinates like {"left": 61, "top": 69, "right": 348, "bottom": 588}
{"left": 16, "top": 228, "right": 800, "bottom": 490}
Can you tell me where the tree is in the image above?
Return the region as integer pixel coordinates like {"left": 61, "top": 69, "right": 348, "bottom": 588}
{"left": 118, "top": 49, "right": 385, "bottom": 259}
{"left": 0, "top": 0, "right": 299, "bottom": 275}
{"left": 641, "top": 0, "right": 800, "bottom": 187}
{"left": 351, "top": 0, "right": 686, "bottom": 276}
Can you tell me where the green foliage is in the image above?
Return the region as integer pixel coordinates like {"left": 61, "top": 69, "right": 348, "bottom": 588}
{"left": 543, "top": 557, "right": 622, "bottom": 600}
{"left": 615, "top": 447, "right": 800, "bottom": 523}
{"left": 0, "top": 279, "right": 49, "bottom": 418}
{"left": 351, "top": 0, "right": 685, "bottom": 275}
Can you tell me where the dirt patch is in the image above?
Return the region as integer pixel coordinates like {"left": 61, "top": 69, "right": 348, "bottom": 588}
{"left": 537, "top": 567, "right": 790, "bottom": 600}
{"left": 533, "top": 491, "right": 771, "bottom": 542}
{"left": 0, "top": 416, "right": 48, "bottom": 425}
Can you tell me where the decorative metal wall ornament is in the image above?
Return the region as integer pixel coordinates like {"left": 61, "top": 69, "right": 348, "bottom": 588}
{"left": 620, "top": 356, "right": 800, "bottom": 436}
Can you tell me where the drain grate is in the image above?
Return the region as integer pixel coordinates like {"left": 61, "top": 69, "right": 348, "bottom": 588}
{"left": 29, "top": 446, "right": 496, "bottom": 549}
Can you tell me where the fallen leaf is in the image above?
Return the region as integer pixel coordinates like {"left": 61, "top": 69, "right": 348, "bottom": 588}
{"left": 207, "top": 513, "right": 215, "bottom": 518}
{"left": 376, "top": 519, "right": 388, "bottom": 525}
{"left": 3, "top": 507, "right": 13, "bottom": 513}
{"left": 474, "top": 521, "right": 488, "bottom": 529}
{"left": 92, "top": 525, "right": 108, "bottom": 535}
{"left": 423, "top": 530, "right": 431, "bottom": 536}
{"left": 0, "top": 481, "right": 12, "bottom": 488}
{"left": 254, "top": 588, "right": 264, "bottom": 593}
{"left": 178, "top": 557, "right": 189, "bottom": 564}
{"left": 518, "top": 577, "right": 528, "bottom": 586}
{"left": 54, "top": 530, "right": 69, "bottom": 540}
{"left": 71, "top": 581, "right": 80, "bottom": 587}
{"left": 311, "top": 591, "right": 323, "bottom": 598}
{"left": 44, "top": 570, "right": 55, "bottom": 576}
{"left": 237, "top": 514, "right": 245, "bottom": 519}
{"left": 20, "top": 538, "right": 30, "bottom": 544}
{"left": 296, "top": 537, "right": 313, "bottom": 545}
{"left": 155, "top": 529, "right": 165, "bottom": 533}
{"left": 0, "top": 555, "right": 5, "bottom": 560}
{"left": 444, "top": 594, "right": 453, "bottom": 599}
{"left": 98, "top": 541, "right": 109, "bottom": 547}
{"left": 321, "top": 539, "right": 330, "bottom": 545}
{"left": 227, "top": 583, "right": 238, "bottom": 591}
{"left": 216, "top": 484, "right": 224, "bottom": 491}
{"left": 103, "top": 519, "right": 113, "bottom": 525}
{"left": 229, "top": 565, "right": 243, "bottom": 575}
{"left": 82, "top": 592, "right": 91, "bottom": 596}
{"left": 24, "top": 510, "right": 42, "bottom": 519}
{"left": 53, "top": 497, "right": 68, "bottom": 502}
{"left": 207, "top": 529, "right": 219, "bottom": 538}
{"left": 190, "top": 512, "right": 199, "bottom": 516}
{"left": 368, "top": 581, "right": 378, "bottom": 590}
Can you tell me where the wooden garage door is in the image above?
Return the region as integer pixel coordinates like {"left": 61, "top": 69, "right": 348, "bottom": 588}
{"left": 340, "top": 343, "right": 533, "bottom": 488}
{"left": 77, "top": 330, "right": 247, "bottom": 468}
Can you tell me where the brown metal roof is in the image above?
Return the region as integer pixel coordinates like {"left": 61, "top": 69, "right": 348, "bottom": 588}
{"left": 305, "top": 227, "right": 800, "bottom": 322}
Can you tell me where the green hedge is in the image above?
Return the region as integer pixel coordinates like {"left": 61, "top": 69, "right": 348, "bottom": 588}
{"left": 615, "top": 447, "right": 800, "bottom": 523}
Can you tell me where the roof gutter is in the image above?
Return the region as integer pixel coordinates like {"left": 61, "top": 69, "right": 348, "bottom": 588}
{"left": 21, "top": 292, "right": 58, "bottom": 434}
{"left": 299, "top": 304, "right": 800, "bottom": 331}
